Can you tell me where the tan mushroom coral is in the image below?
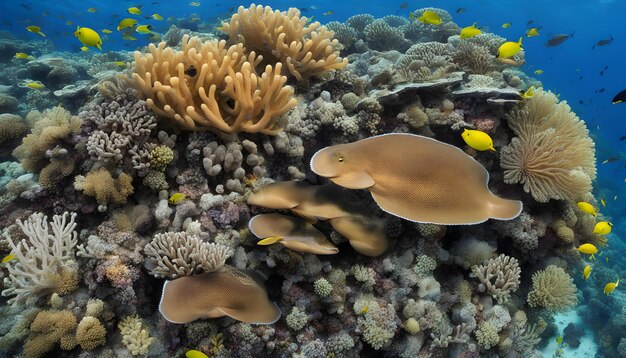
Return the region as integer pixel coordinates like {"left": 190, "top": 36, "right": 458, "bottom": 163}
{"left": 223, "top": 5, "right": 348, "bottom": 81}
{"left": 247, "top": 181, "right": 389, "bottom": 256}
{"left": 310, "top": 133, "right": 523, "bottom": 225}
{"left": 249, "top": 213, "right": 339, "bottom": 255}
{"left": 159, "top": 265, "right": 280, "bottom": 324}
{"left": 133, "top": 35, "right": 297, "bottom": 134}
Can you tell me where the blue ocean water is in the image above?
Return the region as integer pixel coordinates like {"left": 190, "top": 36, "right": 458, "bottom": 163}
{"left": 0, "top": 0, "right": 625, "bottom": 357}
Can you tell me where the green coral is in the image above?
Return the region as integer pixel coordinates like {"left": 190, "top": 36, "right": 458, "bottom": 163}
{"left": 314, "top": 278, "right": 333, "bottom": 297}
{"left": 475, "top": 322, "right": 499, "bottom": 350}
{"left": 527, "top": 265, "right": 577, "bottom": 311}
{"left": 150, "top": 145, "right": 174, "bottom": 171}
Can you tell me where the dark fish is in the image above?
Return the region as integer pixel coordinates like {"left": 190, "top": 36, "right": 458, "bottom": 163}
{"left": 456, "top": 8, "right": 466, "bottom": 13}
{"left": 185, "top": 66, "right": 197, "bottom": 77}
{"left": 527, "top": 20, "right": 534, "bottom": 26}
{"left": 400, "top": 3, "right": 409, "bottom": 9}
{"left": 300, "top": 7, "right": 308, "bottom": 12}
{"left": 595, "top": 88, "right": 605, "bottom": 93}
{"left": 604, "top": 65, "right": 609, "bottom": 70}
{"left": 20, "top": 4, "right": 32, "bottom": 10}
{"left": 579, "top": 100, "right": 584, "bottom": 104}
{"left": 619, "top": 136, "right": 626, "bottom": 141}
{"left": 613, "top": 89, "right": 626, "bottom": 104}
{"left": 600, "top": 71, "right": 604, "bottom": 76}
{"left": 579, "top": 76, "right": 583, "bottom": 80}
{"left": 546, "top": 32, "right": 575, "bottom": 47}
{"left": 604, "top": 156, "right": 620, "bottom": 163}
{"left": 152, "top": 2, "right": 159, "bottom": 4}
{"left": 592, "top": 36, "right": 614, "bottom": 49}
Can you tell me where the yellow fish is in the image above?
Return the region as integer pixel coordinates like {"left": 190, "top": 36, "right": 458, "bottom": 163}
{"left": 74, "top": 26, "right": 102, "bottom": 50}
{"left": 520, "top": 86, "right": 535, "bottom": 99}
{"left": 577, "top": 243, "right": 598, "bottom": 259}
{"left": 26, "top": 82, "right": 45, "bottom": 89}
{"left": 80, "top": 46, "right": 89, "bottom": 52}
{"left": 556, "top": 336, "right": 563, "bottom": 345}
{"left": 593, "top": 221, "right": 612, "bottom": 235}
{"left": 148, "top": 33, "right": 161, "bottom": 41}
{"left": 526, "top": 27, "right": 540, "bottom": 37}
{"left": 26, "top": 25, "right": 46, "bottom": 37}
{"left": 606, "top": 256, "right": 609, "bottom": 263}
{"left": 102, "top": 29, "right": 113, "bottom": 34}
{"left": 359, "top": 306, "right": 369, "bottom": 314}
{"left": 1, "top": 253, "right": 15, "bottom": 263}
{"left": 497, "top": 37, "right": 523, "bottom": 58}
{"left": 135, "top": 25, "right": 152, "bottom": 34}
{"left": 534, "top": 69, "right": 544, "bottom": 75}
{"left": 151, "top": 14, "right": 163, "bottom": 20}
{"left": 117, "top": 18, "right": 137, "bottom": 31}
{"left": 323, "top": 11, "right": 334, "bottom": 16}
{"left": 582, "top": 265, "right": 591, "bottom": 280}
{"left": 577, "top": 201, "right": 597, "bottom": 216}
{"left": 122, "top": 35, "right": 137, "bottom": 41}
{"left": 186, "top": 350, "right": 208, "bottom": 358}
{"left": 604, "top": 278, "right": 619, "bottom": 295}
{"left": 460, "top": 22, "right": 481, "bottom": 39}
{"left": 215, "top": 23, "right": 226, "bottom": 32}
{"left": 501, "top": 22, "right": 512, "bottom": 28}
{"left": 15, "top": 52, "right": 34, "bottom": 60}
{"left": 417, "top": 10, "right": 442, "bottom": 25}
{"left": 168, "top": 193, "right": 187, "bottom": 204}
{"left": 87, "top": 7, "right": 97, "bottom": 13}
{"left": 127, "top": 7, "right": 142, "bottom": 15}
{"left": 461, "top": 128, "right": 495, "bottom": 151}
{"left": 112, "top": 61, "right": 127, "bottom": 67}
{"left": 189, "top": 1, "right": 201, "bottom": 6}
{"left": 601, "top": 198, "right": 606, "bottom": 207}
{"left": 257, "top": 236, "right": 284, "bottom": 246}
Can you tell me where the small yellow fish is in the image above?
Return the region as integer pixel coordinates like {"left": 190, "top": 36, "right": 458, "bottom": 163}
{"left": 359, "top": 306, "right": 369, "bottom": 314}
{"left": 189, "top": 1, "right": 201, "bottom": 6}
{"left": 460, "top": 22, "right": 481, "bottom": 39}
{"left": 497, "top": 37, "right": 523, "bottom": 58}
{"left": 74, "top": 26, "right": 102, "bottom": 50}
{"left": 582, "top": 265, "right": 591, "bottom": 280}
{"left": 122, "top": 35, "right": 137, "bottom": 41}
{"left": 593, "top": 221, "right": 612, "bottom": 235}
{"left": 417, "top": 10, "right": 442, "bottom": 25}
{"left": 186, "top": 350, "right": 209, "bottom": 358}
{"left": 26, "top": 82, "right": 45, "bottom": 89}
{"left": 556, "top": 336, "right": 563, "bottom": 345}
{"left": 534, "top": 69, "right": 544, "bottom": 75}
{"left": 148, "top": 33, "right": 161, "bottom": 41}
{"left": 102, "top": 29, "right": 113, "bottom": 34}
{"left": 577, "top": 243, "right": 598, "bottom": 259}
{"left": 168, "top": 193, "right": 187, "bottom": 204}
{"left": 80, "top": 46, "right": 89, "bottom": 52}
{"left": 26, "top": 25, "right": 46, "bottom": 37}
{"left": 323, "top": 11, "right": 334, "bottom": 16}
{"left": 577, "top": 201, "right": 597, "bottom": 216}
{"left": 606, "top": 256, "right": 609, "bottom": 263}
{"left": 151, "top": 13, "right": 163, "bottom": 20}
{"left": 66, "top": 20, "right": 74, "bottom": 25}
{"left": 1, "top": 253, "right": 15, "bottom": 263}
{"left": 501, "top": 22, "right": 512, "bottom": 29}
{"left": 87, "top": 7, "right": 97, "bottom": 13}
{"left": 601, "top": 198, "right": 606, "bottom": 207}
{"left": 461, "top": 128, "right": 495, "bottom": 151}
{"left": 526, "top": 27, "right": 540, "bottom": 37}
{"left": 257, "top": 236, "right": 284, "bottom": 245}
{"left": 135, "top": 24, "right": 152, "bottom": 34}
{"left": 112, "top": 61, "right": 127, "bottom": 67}
{"left": 215, "top": 23, "right": 226, "bottom": 32}
{"left": 520, "top": 86, "right": 535, "bottom": 99}
{"left": 15, "top": 52, "right": 33, "bottom": 60}
{"left": 117, "top": 18, "right": 138, "bottom": 31}
{"left": 604, "top": 278, "right": 619, "bottom": 295}
{"left": 127, "top": 7, "right": 142, "bottom": 15}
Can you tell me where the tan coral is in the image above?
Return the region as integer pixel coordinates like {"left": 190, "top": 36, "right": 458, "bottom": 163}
{"left": 223, "top": 5, "right": 348, "bottom": 81}
{"left": 78, "top": 169, "right": 134, "bottom": 206}
{"left": 133, "top": 35, "right": 296, "bottom": 134}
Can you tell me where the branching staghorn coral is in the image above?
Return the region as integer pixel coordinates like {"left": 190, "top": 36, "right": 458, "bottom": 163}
{"left": 2, "top": 212, "right": 78, "bottom": 305}
{"left": 501, "top": 90, "right": 596, "bottom": 202}
{"left": 527, "top": 265, "right": 577, "bottom": 311}
{"left": 223, "top": 5, "right": 348, "bottom": 81}
{"left": 133, "top": 35, "right": 297, "bottom": 133}
{"left": 470, "top": 254, "right": 521, "bottom": 304}
{"left": 144, "top": 231, "right": 233, "bottom": 279}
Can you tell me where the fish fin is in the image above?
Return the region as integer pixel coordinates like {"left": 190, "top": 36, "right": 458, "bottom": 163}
{"left": 257, "top": 236, "right": 283, "bottom": 245}
{"left": 518, "top": 36, "right": 523, "bottom": 45}
{"left": 97, "top": 43, "right": 102, "bottom": 51}
{"left": 330, "top": 171, "right": 375, "bottom": 189}
{"left": 39, "top": 31, "right": 46, "bottom": 37}
{"left": 486, "top": 194, "right": 523, "bottom": 221}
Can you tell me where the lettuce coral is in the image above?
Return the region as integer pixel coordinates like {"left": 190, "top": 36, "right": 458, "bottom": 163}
{"left": 527, "top": 265, "right": 577, "bottom": 311}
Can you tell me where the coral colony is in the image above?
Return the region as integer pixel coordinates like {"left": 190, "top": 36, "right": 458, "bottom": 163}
{"left": 0, "top": 4, "right": 615, "bottom": 358}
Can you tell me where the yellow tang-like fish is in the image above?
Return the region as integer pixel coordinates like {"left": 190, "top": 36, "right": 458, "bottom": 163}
{"left": 26, "top": 25, "right": 46, "bottom": 37}
{"left": 577, "top": 201, "right": 597, "bottom": 216}
{"left": 498, "top": 37, "right": 523, "bottom": 58}
{"left": 26, "top": 82, "right": 45, "bottom": 89}
{"left": 417, "top": 10, "right": 442, "bottom": 25}
{"left": 461, "top": 129, "right": 495, "bottom": 151}
{"left": 534, "top": 69, "right": 544, "bottom": 75}
{"left": 582, "top": 265, "right": 591, "bottom": 280}
{"left": 257, "top": 236, "right": 284, "bottom": 246}
{"left": 1, "top": 253, "right": 16, "bottom": 263}
{"left": 604, "top": 278, "right": 619, "bottom": 295}
{"left": 186, "top": 349, "right": 209, "bottom": 358}
{"left": 593, "top": 221, "right": 612, "bottom": 235}
{"left": 168, "top": 193, "right": 187, "bottom": 205}
{"left": 520, "top": 86, "right": 536, "bottom": 99}
{"left": 127, "top": 7, "right": 142, "bottom": 15}
{"left": 460, "top": 22, "right": 481, "bottom": 39}
{"left": 577, "top": 243, "right": 598, "bottom": 259}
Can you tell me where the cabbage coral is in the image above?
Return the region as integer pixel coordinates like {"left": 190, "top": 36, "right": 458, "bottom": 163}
{"left": 527, "top": 265, "right": 577, "bottom": 311}
{"left": 501, "top": 90, "right": 596, "bottom": 202}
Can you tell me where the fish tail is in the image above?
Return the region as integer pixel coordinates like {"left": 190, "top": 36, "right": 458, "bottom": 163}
{"left": 486, "top": 195, "right": 523, "bottom": 221}
{"left": 39, "top": 31, "right": 46, "bottom": 37}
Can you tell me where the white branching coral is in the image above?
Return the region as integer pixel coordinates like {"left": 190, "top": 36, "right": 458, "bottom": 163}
{"left": 2, "top": 212, "right": 79, "bottom": 305}
{"left": 144, "top": 232, "right": 234, "bottom": 279}
{"left": 118, "top": 314, "right": 154, "bottom": 356}
{"left": 470, "top": 254, "right": 521, "bottom": 304}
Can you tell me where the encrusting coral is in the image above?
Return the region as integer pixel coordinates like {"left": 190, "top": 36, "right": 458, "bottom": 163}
{"left": 133, "top": 34, "right": 297, "bottom": 133}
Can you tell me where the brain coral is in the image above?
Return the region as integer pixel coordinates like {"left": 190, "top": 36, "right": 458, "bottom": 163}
{"left": 500, "top": 90, "right": 596, "bottom": 202}
{"left": 527, "top": 265, "right": 577, "bottom": 311}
